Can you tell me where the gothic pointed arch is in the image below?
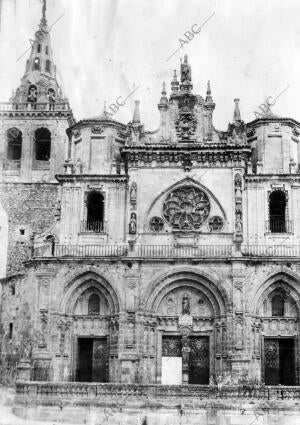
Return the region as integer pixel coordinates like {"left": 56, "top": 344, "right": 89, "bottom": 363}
{"left": 249, "top": 270, "right": 300, "bottom": 316}
{"left": 60, "top": 271, "right": 120, "bottom": 314}
{"left": 145, "top": 177, "right": 227, "bottom": 232}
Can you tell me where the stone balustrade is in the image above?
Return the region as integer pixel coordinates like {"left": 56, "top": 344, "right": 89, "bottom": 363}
{"left": 15, "top": 381, "right": 300, "bottom": 401}
{"left": 0, "top": 101, "right": 71, "bottom": 111}
{"left": 32, "top": 243, "right": 300, "bottom": 259}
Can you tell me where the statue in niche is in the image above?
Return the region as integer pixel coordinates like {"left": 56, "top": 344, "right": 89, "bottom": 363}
{"left": 130, "top": 182, "right": 137, "bottom": 206}
{"left": 129, "top": 212, "right": 137, "bottom": 234}
{"left": 180, "top": 54, "right": 191, "bottom": 82}
{"left": 75, "top": 158, "right": 82, "bottom": 174}
{"left": 182, "top": 294, "right": 190, "bottom": 315}
{"left": 235, "top": 209, "right": 243, "bottom": 233}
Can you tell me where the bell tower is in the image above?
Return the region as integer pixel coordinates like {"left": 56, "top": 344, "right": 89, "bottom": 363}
{"left": 0, "top": 0, "right": 74, "bottom": 183}
{"left": 0, "top": 1, "right": 75, "bottom": 277}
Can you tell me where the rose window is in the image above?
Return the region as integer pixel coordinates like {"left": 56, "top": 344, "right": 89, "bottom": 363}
{"left": 163, "top": 186, "right": 210, "bottom": 230}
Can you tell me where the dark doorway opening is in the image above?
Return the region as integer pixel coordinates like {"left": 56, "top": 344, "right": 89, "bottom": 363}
{"left": 77, "top": 337, "right": 108, "bottom": 382}
{"left": 189, "top": 336, "right": 209, "bottom": 384}
{"left": 269, "top": 191, "right": 286, "bottom": 233}
{"left": 264, "top": 338, "right": 295, "bottom": 385}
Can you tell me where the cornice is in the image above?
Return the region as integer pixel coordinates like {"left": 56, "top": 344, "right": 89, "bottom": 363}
{"left": 55, "top": 174, "right": 128, "bottom": 183}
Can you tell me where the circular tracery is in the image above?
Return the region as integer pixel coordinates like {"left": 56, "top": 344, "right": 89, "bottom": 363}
{"left": 163, "top": 186, "right": 210, "bottom": 230}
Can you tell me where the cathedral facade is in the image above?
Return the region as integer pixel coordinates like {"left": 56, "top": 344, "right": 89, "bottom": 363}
{"left": 2, "top": 4, "right": 300, "bottom": 393}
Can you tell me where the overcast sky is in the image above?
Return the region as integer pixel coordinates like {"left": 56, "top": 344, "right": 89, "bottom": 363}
{"left": 1, "top": 0, "right": 300, "bottom": 130}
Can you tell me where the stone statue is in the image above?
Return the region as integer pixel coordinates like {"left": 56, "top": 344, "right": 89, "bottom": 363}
{"left": 130, "top": 183, "right": 137, "bottom": 206}
{"left": 182, "top": 294, "right": 190, "bottom": 315}
{"left": 180, "top": 54, "right": 191, "bottom": 82}
{"left": 235, "top": 210, "right": 243, "bottom": 233}
{"left": 129, "top": 213, "right": 137, "bottom": 234}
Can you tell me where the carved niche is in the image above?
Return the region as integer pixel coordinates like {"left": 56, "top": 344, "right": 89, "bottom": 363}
{"left": 163, "top": 186, "right": 210, "bottom": 231}
{"left": 157, "top": 287, "right": 212, "bottom": 317}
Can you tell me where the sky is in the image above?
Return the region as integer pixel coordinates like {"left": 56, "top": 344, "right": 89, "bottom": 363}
{"left": 0, "top": 0, "right": 300, "bottom": 130}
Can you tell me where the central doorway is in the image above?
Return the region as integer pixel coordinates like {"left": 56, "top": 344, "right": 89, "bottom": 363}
{"left": 161, "top": 335, "right": 209, "bottom": 385}
{"left": 264, "top": 338, "right": 295, "bottom": 385}
{"left": 77, "top": 337, "right": 108, "bottom": 382}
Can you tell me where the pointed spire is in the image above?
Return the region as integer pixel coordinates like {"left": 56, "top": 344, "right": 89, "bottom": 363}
{"left": 205, "top": 80, "right": 213, "bottom": 102}
{"left": 132, "top": 100, "right": 141, "bottom": 124}
{"left": 233, "top": 98, "right": 241, "bottom": 123}
{"left": 158, "top": 82, "right": 168, "bottom": 110}
{"left": 171, "top": 70, "right": 179, "bottom": 94}
{"left": 39, "top": 0, "right": 49, "bottom": 32}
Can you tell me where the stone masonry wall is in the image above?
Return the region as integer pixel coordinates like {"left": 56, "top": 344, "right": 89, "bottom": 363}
{"left": 0, "top": 183, "right": 59, "bottom": 275}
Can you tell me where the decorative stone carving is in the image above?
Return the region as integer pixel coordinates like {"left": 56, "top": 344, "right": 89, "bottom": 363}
{"left": 75, "top": 158, "right": 82, "bottom": 174}
{"left": 73, "top": 129, "right": 81, "bottom": 138}
{"left": 234, "top": 173, "right": 243, "bottom": 240}
{"left": 208, "top": 216, "right": 224, "bottom": 232}
{"left": 163, "top": 186, "right": 210, "bottom": 230}
{"left": 91, "top": 125, "right": 104, "bottom": 134}
{"left": 129, "top": 212, "right": 137, "bottom": 234}
{"left": 130, "top": 182, "right": 137, "bottom": 207}
{"left": 181, "top": 152, "right": 193, "bottom": 171}
{"left": 149, "top": 216, "right": 164, "bottom": 232}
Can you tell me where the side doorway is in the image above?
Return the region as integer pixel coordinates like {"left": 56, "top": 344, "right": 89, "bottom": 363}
{"left": 263, "top": 338, "right": 295, "bottom": 385}
{"left": 76, "top": 337, "right": 108, "bottom": 382}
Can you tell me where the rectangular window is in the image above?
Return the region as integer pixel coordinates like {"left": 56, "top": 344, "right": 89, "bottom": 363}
{"left": 45, "top": 46, "right": 49, "bottom": 55}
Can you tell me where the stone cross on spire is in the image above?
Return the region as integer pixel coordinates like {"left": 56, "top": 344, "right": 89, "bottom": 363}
{"left": 42, "top": 0, "right": 46, "bottom": 19}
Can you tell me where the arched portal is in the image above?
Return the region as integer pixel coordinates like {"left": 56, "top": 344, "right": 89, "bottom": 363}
{"left": 254, "top": 275, "right": 300, "bottom": 386}
{"left": 59, "top": 272, "right": 120, "bottom": 383}
{"left": 144, "top": 270, "right": 228, "bottom": 385}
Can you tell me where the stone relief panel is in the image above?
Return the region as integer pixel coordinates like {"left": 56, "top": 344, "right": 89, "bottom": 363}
{"left": 157, "top": 286, "right": 213, "bottom": 317}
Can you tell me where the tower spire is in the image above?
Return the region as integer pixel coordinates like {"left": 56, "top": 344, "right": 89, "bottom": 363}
{"left": 39, "top": 0, "right": 48, "bottom": 31}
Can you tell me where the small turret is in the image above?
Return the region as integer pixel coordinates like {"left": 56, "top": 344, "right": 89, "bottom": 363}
{"left": 171, "top": 70, "right": 179, "bottom": 94}
{"left": 132, "top": 100, "right": 141, "bottom": 125}
{"left": 158, "top": 82, "right": 168, "bottom": 110}
{"left": 205, "top": 81, "right": 213, "bottom": 103}
{"left": 233, "top": 98, "right": 241, "bottom": 123}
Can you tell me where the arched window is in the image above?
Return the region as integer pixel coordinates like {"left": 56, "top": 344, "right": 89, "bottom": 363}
{"left": 27, "top": 85, "right": 37, "bottom": 103}
{"left": 37, "top": 44, "right": 41, "bottom": 53}
{"left": 45, "top": 60, "right": 51, "bottom": 73}
{"left": 45, "top": 46, "right": 49, "bottom": 55}
{"left": 86, "top": 192, "right": 104, "bottom": 232}
{"left": 272, "top": 295, "right": 284, "bottom": 317}
{"left": 7, "top": 128, "right": 22, "bottom": 160}
{"left": 33, "top": 57, "right": 40, "bottom": 70}
{"left": 35, "top": 128, "right": 51, "bottom": 161}
{"left": 88, "top": 294, "right": 100, "bottom": 315}
{"left": 269, "top": 190, "right": 286, "bottom": 233}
